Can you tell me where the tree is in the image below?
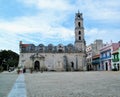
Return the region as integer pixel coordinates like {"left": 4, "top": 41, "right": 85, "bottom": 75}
{"left": 0, "top": 50, "right": 19, "bottom": 71}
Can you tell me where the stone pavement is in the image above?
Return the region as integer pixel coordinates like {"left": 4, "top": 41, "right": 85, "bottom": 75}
{"left": 1, "top": 71, "right": 120, "bottom": 97}
{"left": 7, "top": 74, "right": 27, "bottom": 97}
{"left": 0, "top": 73, "right": 18, "bottom": 97}
{"left": 25, "top": 71, "right": 120, "bottom": 97}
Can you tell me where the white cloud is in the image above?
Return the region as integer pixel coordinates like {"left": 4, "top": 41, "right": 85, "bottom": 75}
{"left": 76, "top": 0, "right": 120, "bottom": 21}
{"left": 0, "top": 14, "right": 64, "bottom": 33}
{"left": 0, "top": 32, "right": 19, "bottom": 53}
{"left": 18, "top": 0, "right": 120, "bottom": 22}
{"left": 0, "top": 10, "right": 74, "bottom": 53}
{"left": 19, "top": 0, "right": 75, "bottom": 12}
{"left": 0, "top": 0, "right": 120, "bottom": 53}
{"left": 85, "top": 28, "right": 120, "bottom": 45}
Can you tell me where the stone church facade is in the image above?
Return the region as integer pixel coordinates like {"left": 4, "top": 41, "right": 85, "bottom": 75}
{"left": 18, "top": 12, "right": 86, "bottom": 71}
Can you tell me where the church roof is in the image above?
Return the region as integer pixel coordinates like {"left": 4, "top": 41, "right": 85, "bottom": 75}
{"left": 21, "top": 44, "right": 30, "bottom": 48}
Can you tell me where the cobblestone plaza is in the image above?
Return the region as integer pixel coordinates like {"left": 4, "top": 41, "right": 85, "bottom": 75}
{"left": 0, "top": 71, "right": 120, "bottom": 97}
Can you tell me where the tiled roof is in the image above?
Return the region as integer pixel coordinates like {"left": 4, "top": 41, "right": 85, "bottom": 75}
{"left": 21, "top": 44, "right": 30, "bottom": 48}
{"left": 113, "top": 43, "right": 120, "bottom": 51}
{"left": 100, "top": 43, "right": 120, "bottom": 51}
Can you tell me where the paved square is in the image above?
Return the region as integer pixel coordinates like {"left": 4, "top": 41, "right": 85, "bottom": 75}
{"left": 0, "top": 73, "right": 18, "bottom": 97}
{"left": 25, "top": 71, "right": 120, "bottom": 97}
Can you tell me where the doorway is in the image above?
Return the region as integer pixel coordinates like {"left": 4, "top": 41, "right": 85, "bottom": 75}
{"left": 71, "top": 62, "right": 74, "bottom": 70}
{"left": 105, "top": 62, "right": 108, "bottom": 71}
{"left": 117, "top": 64, "right": 119, "bottom": 70}
{"left": 34, "top": 61, "right": 40, "bottom": 71}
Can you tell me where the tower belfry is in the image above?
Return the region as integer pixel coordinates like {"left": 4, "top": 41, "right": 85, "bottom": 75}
{"left": 74, "top": 11, "right": 85, "bottom": 52}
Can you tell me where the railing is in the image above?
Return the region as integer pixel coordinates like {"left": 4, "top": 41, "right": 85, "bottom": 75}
{"left": 100, "top": 56, "right": 111, "bottom": 60}
{"left": 92, "top": 59, "right": 100, "bottom": 64}
{"left": 112, "top": 59, "right": 119, "bottom": 62}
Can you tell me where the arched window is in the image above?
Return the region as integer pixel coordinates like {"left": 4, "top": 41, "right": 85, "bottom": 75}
{"left": 78, "top": 14, "right": 80, "bottom": 18}
{"left": 58, "top": 44, "right": 64, "bottom": 53}
{"left": 79, "top": 31, "right": 81, "bottom": 35}
{"left": 78, "top": 22, "right": 81, "bottom": 27}
{"left": 67, "top": 44, "right": 73, "bottom": 52}
{"left": 79, "top": 36, "right": 81, "bottom": 40}
{"left": 48, "top": 44, "right": 53, "bottom": 52}
{"left": 38, "top": 44, "right": 44, "bottom": 52}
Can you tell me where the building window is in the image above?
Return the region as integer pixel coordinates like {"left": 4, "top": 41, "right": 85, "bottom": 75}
{"left": 105, "top": 52, "right": 107, "bottom": 57}
{"left": 78, "top": 14, "right": 80, "bottom": 18}
{"left": 58, "top": 44, "right": 64, "bottom": 53}
{"left": 79, "top": 31, "right": 81, "bottom": 35}
{"left": 78, "top": 22, "right": 81, "bottom": 27}
{"left": 103, "top": 53, "right": 105, "bottom": 58}
{"left": 79, "top": 36, "right": 81, "bottom": 40}
{"left": 109, "top": 52, "right": 111, "bottom": 57}
{"left": 107, "top": 51, "right": 109, "bottom": 57}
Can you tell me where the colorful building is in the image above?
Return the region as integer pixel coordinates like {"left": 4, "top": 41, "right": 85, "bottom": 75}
{"left": 92, "top": 54, "right": 100, "bottom": 71}
{"left": 86, "top": 40, "right": 103, "bottom": 71}
{"left": 100, "top": 43, "right": 119, "bottom": 71}
{"left": 112, "top": 42, "right": 120, "bottom": 71}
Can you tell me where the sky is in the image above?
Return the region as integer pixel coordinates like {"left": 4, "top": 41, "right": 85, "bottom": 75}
{"left": 0, "top": 0, "right": 120, "bottom": 53}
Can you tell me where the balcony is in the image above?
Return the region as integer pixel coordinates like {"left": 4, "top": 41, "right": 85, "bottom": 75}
{"left": 112, "top": 59, "right": 119, "bottom": 62}
{"left": 92, "top": 59, "right": 100, "bottom": 64}
{"left": 100, "top": 56, "right": 111, "bottom": 60}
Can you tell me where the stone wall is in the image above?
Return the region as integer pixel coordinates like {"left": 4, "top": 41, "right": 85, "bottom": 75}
{"left": 19, "top": 53, "right": 85, "bottom": 71}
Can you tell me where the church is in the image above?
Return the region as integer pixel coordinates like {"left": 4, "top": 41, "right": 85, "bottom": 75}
{"left": 18, "top": 12, "right": 86, "bottom": 71}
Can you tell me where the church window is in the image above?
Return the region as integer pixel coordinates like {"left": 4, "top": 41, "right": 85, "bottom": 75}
{"left": 78, "top": 22, "right": 81, "bottom": 27}
{"left": 48, "top": 44, "right": 53, "bottom": 52}
{"left": 39, "top": 47, "right": 43, "bottom": 52}
{"left": 79, "top": 36, "right": 81, "bottom": 40}
{"left": 79, "top": 31, "right": 81, "bottom": 35}
{"left": 58, "top": 44, "right": 64, "bottom": 53}
{"left": 78, "top": 14, "right": 80, "bottom": 18}
{"left": 58, "top": 49, "right": 63, "bottom": 53}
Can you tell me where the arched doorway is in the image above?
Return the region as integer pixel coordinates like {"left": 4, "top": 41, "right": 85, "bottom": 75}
{"left": 34, "top": 61, "right": 40, "bottom": 71}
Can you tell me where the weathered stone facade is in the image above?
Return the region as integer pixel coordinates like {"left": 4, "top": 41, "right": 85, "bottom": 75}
{"left": 18, "top": 12, "right": 86, "bottom": 71}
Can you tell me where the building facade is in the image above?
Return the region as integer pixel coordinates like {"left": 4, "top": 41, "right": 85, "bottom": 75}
{"left": 92, "top": 54, "right": 100, "bottom": 71}
{"left": 112, "top": 42, "right": 120, "bottom": 71}
{"left": 18, "top": 12, "right": 86, "bottom": 71}
{"left": 86, "top": 40, "right": 103, "bottom": 71}
{"left": 100, "top": 43, "right": 119, "bottom": 71}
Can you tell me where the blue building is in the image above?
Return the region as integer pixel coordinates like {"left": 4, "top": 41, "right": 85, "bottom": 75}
{"left": 92, "top": 54, "right": 100, "bottom": 71}
{"left": 100, "top": 44, "right": 112, "bottom": 71}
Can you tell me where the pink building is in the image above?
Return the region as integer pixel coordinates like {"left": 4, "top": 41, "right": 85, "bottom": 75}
{"left": 100, "top": 43, "right": 119, "bottom": 71}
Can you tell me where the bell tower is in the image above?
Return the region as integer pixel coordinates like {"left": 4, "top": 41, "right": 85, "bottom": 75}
{"left": 74, "top": 11, "right": 85, "bottom": 52}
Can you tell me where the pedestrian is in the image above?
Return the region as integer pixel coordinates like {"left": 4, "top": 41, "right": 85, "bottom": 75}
{"left": 23, "top": 67, "right": 26, "bottom": 73}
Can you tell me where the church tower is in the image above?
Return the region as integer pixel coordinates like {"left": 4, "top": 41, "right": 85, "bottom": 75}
{"left": 74, "top": 11, "right": 86, "bottom": 52}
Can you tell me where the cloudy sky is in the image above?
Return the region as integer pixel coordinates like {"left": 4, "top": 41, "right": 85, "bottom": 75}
{"left": 0, "top": 0, "right": 120, "bottom": 53}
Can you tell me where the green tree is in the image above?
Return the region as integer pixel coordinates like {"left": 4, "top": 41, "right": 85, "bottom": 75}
{"left": 0, "top": 50, "right": 19, "bottom": 71}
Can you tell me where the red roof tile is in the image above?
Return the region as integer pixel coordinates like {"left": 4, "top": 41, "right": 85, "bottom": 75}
{"left": 21, "top": 44, "right": 30, "bottom": 48}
